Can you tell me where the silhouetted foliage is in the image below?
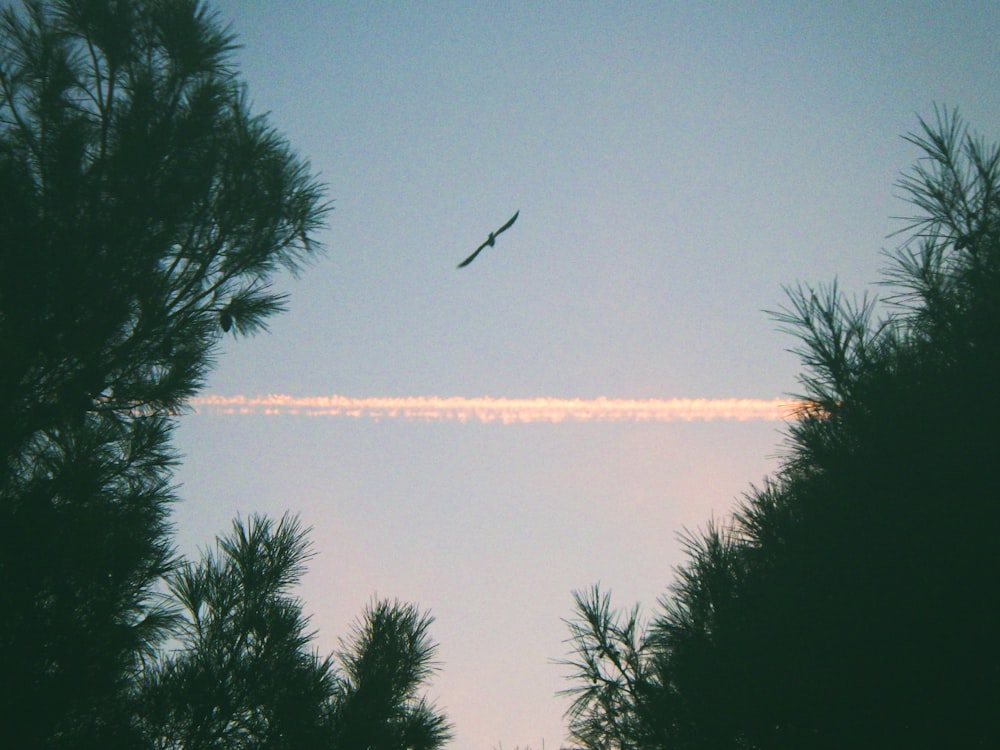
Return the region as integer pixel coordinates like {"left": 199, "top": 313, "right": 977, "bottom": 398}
{"left": 137, "top": 514, "right": 451, "bottom": 750}
{"left": 0, "top": 1, "right": 328, "bottom": 745}
{"left": 329, "top": 598, "right": 453, "bottom": 750}
{"left": 138, "top": 514, "right": 336, "bottom": 749}
{"left": 561, "top": 108, "right": 1000, "bottom": 749}
{"left": 560, "top": 586, "right": 650, "bottom": 750}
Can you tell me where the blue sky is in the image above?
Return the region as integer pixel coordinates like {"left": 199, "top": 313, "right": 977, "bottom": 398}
{"left": 171, "top": 3, "right": 1000, "bottom": 747}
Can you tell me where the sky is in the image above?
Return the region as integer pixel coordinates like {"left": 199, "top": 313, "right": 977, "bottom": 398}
{"left": 171, "top": 3, "right": 1000, "bottom": 748}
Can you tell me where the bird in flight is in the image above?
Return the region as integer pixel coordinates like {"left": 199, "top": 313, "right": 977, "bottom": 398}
{"left": 457, "top": 210, "right": 519, "bottom": 268}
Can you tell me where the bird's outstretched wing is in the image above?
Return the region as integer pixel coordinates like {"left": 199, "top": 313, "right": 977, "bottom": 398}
{"left": 457, "top": 210, "right": 520, "bottom": 268}
{"left": 457, "top": 239, "right": 490, "bottom": 268}
{"left": 494, "top": 209, "right": 519, "bottom": 236}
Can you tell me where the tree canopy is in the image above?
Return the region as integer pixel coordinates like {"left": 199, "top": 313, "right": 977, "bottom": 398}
{"left": 1, "top": 3, "right": 454, "bottom": 746}
{"left": 0, "top": 0, "right": 328, "bottom": 745}
{"left": 329, "top": 598, "right": 453, "bottom": 750}
{"left": 561, "top": 108, "right": 1000, "bottom": 749}
{"left": 137, "top": 515, "right": 452, "bottom": 750}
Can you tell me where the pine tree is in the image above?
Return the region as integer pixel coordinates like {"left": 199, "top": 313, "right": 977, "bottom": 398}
{"left": 0, "top": 2, "right": 328, "bottom": 745}
{"left": 561, "top": 108, "right": 1000, "bottom": 749}
{"left": 137, "top": 515, "right": 452, "bottom": 750}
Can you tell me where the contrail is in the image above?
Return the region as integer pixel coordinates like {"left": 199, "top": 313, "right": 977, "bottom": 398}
{"left": 190, "top": 395, "right": 799, "bottom": 424}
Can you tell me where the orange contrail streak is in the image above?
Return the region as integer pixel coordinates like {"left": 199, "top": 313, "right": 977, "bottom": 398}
{"left": 190, "top": 395, "right": 799, "bottom": 423}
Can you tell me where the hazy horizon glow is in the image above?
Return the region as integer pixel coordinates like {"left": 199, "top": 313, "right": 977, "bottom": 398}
{"left": 191, "top": 394, "right": 800, "bottom": 423}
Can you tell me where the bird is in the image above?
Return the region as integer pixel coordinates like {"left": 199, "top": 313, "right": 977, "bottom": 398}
{"left": 457, "top": 210, "right": 519, "bottom": 268}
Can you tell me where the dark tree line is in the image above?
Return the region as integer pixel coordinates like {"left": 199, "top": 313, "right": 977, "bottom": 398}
{"left": 561, "top": 109, "right": 1000, "bottom": 750}
{"left": 1, "top": 2, "right": 449, "bottom": 748}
